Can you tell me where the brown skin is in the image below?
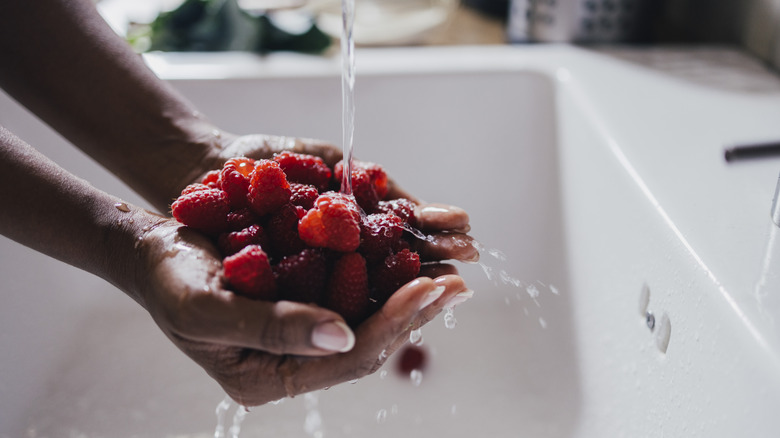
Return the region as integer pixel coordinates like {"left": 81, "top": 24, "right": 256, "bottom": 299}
{"left": 0, "top": 0, "right": 478, "bottom": 406}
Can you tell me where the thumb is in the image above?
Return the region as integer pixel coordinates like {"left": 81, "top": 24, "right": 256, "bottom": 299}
{"left": 176, "top": 293, "right": 355, "bottom": 356}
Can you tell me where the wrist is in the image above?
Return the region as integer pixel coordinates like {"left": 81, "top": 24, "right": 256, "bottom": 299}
{"left": 105, "top": 204, "right": 171, "bottom": 309}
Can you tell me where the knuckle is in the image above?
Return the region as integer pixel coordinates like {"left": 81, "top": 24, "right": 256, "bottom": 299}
{"left": 259, "top": 315, "right": 287, "bottom": 354}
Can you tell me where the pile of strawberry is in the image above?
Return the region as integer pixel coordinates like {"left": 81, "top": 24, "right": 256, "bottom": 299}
{"left": 171, "top": 152, "right": 422, "bottom": 326}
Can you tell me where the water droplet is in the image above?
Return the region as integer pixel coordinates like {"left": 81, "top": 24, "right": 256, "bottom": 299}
{"left": 402, "top": 224, "right": 434, "bottom": 242}
{"left": 409, "top": 328, "right": 423, "bottom": 346}
{"left": 549, "top": 284, "right": 560, "bottom": 295}
{"left": 141, "top": 225, "right": 151, "bottom": 232}
{"left": 410, "top": 369, "right": 423, "bottom": 387}
{"left": 270, "top": 398, "right": 285, "bottom": 405}
{"left": 451, "top": 404, "right": 457, "bottom": 416}
{"left": 538, "top": 317, "right": 547, "bottom": 329}
{"left": 379, "top": 370, "right": 388, "bottom": 379}
{"left": 349, "top": 378, "right": 359, "bottom": 384}
{"left": 304, "top": 393, "right": 323, "bottom": 438}
{"left": 478, "top": 262, "right": 497, "bottom": 282}
{"left": 212, "top": 129, "right": 222, "bottom": 138}
{"left": 487, "top": 248, "right": 506, "bottom": 261}
{"left": 376, "top": 409, "right": 387, "bottom": 424}
{"left": 214, "top": 396, "right": 235, "bottom": 438}
{"left": 229, "top": 405, "right": 249, "bottom": 438}
{"left": 444, "top": 307, "right": 457, "bottom": 329}
{"left": 526, "top": 284, "right": 540, "bottom": 299}
{"left": 378, "top": 349, "right": 388, "bottom": 362}
{"left": 114, "top": 202, "right": 130, "bottom": 212}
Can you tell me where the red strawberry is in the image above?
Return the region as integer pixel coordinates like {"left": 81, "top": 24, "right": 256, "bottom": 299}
{"left": 370, "top": 249, "right": 421, "bottom": 305}
{"left": 265, "top": 203, "right": 307, "bottom": 257}
{"left": 248, "top": 159, "right": 291, "bottom": 217}
{"left": 219, "top": 157, "right": 255, "bottom": 208}
{"left": 171, "top": 188, "right": 230, "bottom": 234}
{"left": 359, "top": 213, "right": 405, "bottom": 263}
{"left": 289, "top": 183, "right": 319, "bottom": 210}
{"left": 326, "top": 252, "right": 370, "bottom": 326}
{"left": 298, "top": 192, "right": 361, "bottom": 252}
{"left": 201, "top": 170, "right": 221, "bottom": 188}
{"left": 218, "top": 224, "right": 268, "bottom": 257}
{"left": 223, "top": 245, "right": 277, "bottom": 300}
{"left": 375, "top": 198, "right": 417, "bottom": 227}
{"left": 274, "top": 248, "right": 328, "bottom": 304}
{"left": 274, "top": 151, "right": 332, "bottom": 192}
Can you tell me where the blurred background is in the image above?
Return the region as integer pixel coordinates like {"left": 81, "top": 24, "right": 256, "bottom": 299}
{"left": 97, "top": 0, "right": 780, "bottom": 71}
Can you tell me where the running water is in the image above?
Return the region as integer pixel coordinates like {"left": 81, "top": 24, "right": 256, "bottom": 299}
{"left": 214, "top": 396, "right": 249, "bottom": 438}
{"left": 339, "top": 0, "right": 356, "bottom": 195}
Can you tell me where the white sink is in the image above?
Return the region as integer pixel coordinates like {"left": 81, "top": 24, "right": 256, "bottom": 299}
{"left": 2, "top": 45, "right": 780, "bottom": 437}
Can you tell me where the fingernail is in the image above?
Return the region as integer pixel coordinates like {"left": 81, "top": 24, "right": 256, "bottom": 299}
{"left": 312, "top": 320, "right": 355, "bottom": 353}
{"left": 418, "top": 285, "right": 446, "bottom": 310}
{"left": 445, "top": 289, "right": 474, "bottom": 308}
{"left": 420, "top": 205, "right": 451, "bottom": 214}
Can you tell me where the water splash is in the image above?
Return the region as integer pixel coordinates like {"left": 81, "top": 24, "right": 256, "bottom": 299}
{"left": 214, "top": 396, "right": 248, "bottom": 438}
{"left": 402, "top": 223, "right": 436, "bottom": 243}
{"left": 376, "top": 409, "right": 388, "bottom": 424}
{"left": 410, "top": 369, "right": 423, "bottom": 387}
{"left": 444, "top": 307, "right": 457, "bottom": 329}
{"left": 409, "top": 328, "right": 423, "bottom": 346}
{"left": 228, "top": 406, "right": 249, "bottom": 438}
{"left": 304, "top": 392, "right": 324, "bottom": 438}
{"left": 214, "top": 397, "right": 232, "bottom": 438}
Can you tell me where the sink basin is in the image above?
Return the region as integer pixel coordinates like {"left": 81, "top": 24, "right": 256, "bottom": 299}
{"left": 2, "top": 45, "right": 780, "bottom": 437}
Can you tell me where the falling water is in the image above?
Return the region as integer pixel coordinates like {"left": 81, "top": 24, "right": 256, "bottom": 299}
{"left": 339, "top": 0, "right": 356, "bottom": 195}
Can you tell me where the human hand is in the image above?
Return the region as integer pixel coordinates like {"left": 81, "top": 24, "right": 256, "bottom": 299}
{"left": 129, "top": 212, "right": 472, "bottom": 406}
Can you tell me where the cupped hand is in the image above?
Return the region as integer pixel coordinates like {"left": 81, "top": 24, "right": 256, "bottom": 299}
{"left": 130, "top": 213, "right": 471, "bottom": 406}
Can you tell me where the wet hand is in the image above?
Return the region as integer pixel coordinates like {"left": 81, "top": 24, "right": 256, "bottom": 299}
{"left": 130, "top": 214, "right": 471, "bottom": 406}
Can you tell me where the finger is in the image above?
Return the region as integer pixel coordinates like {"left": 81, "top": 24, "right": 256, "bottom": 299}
{"left": 276, "top": 277, "right": 444, "bottom": 395}
{"left": 382, "top": 274, "right": 471, "bottom": 355}
{"left": 237, "top": 276, "right": 471, "bottom": 404}
{"left": 419, "top": 262, "right": 459, "bottom": 278}
{"left": 176, "top": 291, "right": 356, "bottom": 356}
{"left": 415, "top": 203, "right": 470, "bottom": 232}
{"left": 412, "top": 232, "right": 480, "bottom": 263}
{"left": 355, "top": 275, "right": 467, "bottom": 368}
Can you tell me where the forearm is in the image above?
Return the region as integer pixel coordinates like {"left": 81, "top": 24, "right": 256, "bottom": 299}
{"left": 0, "top": 126, "right": 158, "bottom": 304}
{"left": 0, "top": 0, "right": 222, "bottom": 212}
